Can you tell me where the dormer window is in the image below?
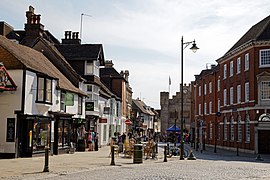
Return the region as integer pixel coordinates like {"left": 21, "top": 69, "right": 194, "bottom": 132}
{"left": 85, "top": 61, "right": 93, "bottom": 75}
{"left": 36, "top": 76, "right": 52, "bottom": 104}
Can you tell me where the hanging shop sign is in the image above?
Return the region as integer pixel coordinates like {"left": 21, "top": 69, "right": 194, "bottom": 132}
{"left": 0, "top": 63, "right": 17, "bottom": 92}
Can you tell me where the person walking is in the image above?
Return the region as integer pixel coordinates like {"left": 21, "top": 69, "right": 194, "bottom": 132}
{"left": 88, "top": 130, "right": 93, "bottom": 151}
{"left": 94, "top": 132, "right": 99, "bottom": 151}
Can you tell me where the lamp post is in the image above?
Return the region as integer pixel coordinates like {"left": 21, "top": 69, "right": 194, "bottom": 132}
{"left": 180, "top": 36, "right": 199, "bottom": 160}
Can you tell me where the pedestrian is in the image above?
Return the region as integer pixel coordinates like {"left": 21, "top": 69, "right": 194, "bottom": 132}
{"left": 94, "top": 132, "right": 99, "bottom": 151}
{"left": 88, "top": 130, "right": 93, "bottom": 151}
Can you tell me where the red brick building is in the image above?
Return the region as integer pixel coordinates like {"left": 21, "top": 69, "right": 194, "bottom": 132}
{"left": 193, "top": 15, "right": 270, "bottom": 154}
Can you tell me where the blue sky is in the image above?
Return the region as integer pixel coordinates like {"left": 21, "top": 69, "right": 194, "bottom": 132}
{"left": 1, "top": 0, "right": 270, "bottom": 108}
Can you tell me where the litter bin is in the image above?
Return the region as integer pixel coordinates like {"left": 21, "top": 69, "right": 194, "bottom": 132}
{"left": 77, "top": 139, "right": 86, "bottom": 151}
{"left": 133, "top": 144, "right": 143, "bottom": 164}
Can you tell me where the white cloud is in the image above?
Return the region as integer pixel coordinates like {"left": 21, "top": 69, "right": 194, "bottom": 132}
{"left": 1, "top": 0, "right": 270, "bottom": 109}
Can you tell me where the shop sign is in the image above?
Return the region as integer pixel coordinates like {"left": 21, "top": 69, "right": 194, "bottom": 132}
{"left": 6, "top": 118, "right": 15, "bottom": 142}
{"left": 65, "top": 92, "right": 74, "bottom": 106}
{"left": 99, "top": 118, "right": 107, "bottom": 123}
{"left": 85, "top": 102, "right": 94, "bottom": 111}
{"left": 0, "top": 63, "right": 17, "bottom": 91}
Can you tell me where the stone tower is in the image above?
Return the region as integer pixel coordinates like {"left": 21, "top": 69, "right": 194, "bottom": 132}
{"left": 160, "top": 92, "right": 169, "bottom": 133}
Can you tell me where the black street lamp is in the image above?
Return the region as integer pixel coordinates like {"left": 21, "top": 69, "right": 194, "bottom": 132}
{"left": 180, "top": 36, "right": 199, "bottom": 160}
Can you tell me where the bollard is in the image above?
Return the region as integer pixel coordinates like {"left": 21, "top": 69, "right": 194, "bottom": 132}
{"left": 236, "top": 145, "right": 239, "bottom": 156}
{"left": 110, "top": 145, "right": 115, "bottom": 165}
{"left": 155, "top": 142, "right": 158, "bottom": 153}
{"left": 43, "top": 146, "right": 49, "bottom": 172}
{"left": 163, "top": 145, "right": 167, "bottom": 162}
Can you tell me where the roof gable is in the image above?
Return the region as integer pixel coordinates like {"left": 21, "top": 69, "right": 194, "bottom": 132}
{"left": 226, "top": 15, "right": 270, "bottom": 55}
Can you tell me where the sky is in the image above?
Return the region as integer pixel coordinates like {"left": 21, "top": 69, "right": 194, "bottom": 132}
{"left": 1, "top": 0, "right": 270, "bottom": 109}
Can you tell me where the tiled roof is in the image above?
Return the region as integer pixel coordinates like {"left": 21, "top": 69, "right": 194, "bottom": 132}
{"left": 132, "top": 99, "right": 155, "bottom": 116}
{"left": 226, "top": 15, "right": 270, "bottom": 55}
{"left": 55, "top": 44, "right": 105, "bottom": 65}
{"left": 0, "top": 35, "right": 86, "bottom": 95}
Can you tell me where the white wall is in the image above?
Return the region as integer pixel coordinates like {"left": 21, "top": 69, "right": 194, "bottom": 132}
{"left": 0, "top": 70, "right": 23, "bottom": 153}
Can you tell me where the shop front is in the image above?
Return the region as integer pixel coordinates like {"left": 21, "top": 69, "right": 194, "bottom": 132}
{"left": 52, "top": 114, "right": 73, "bottom": 155}
{"left": 17, "top": 114, "right": 51, "bottom": 157}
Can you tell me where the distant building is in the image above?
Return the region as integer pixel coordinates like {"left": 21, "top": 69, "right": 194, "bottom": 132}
{"left": 160, "top": 83, "right": 192, "bottom": 134}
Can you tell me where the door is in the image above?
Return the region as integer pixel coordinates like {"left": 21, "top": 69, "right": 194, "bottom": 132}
{"left": 258, "top": 130, "right": 270, "bottom": 154}
{"left": 19, "top": 119, "right": 33, "bottom": 157}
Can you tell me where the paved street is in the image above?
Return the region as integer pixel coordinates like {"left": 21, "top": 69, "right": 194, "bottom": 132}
{"left": 1, "top": 144, "right": 270, "bottom": 180}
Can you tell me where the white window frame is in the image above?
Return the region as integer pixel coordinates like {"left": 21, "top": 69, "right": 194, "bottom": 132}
{"left": 204, "top": 102, "right": 207, "bottom": 115}
{"left": 209, "top": 101, "right": 212, "bottom": 114}
{"left": 245, "top": 115, "right": 250, "bottom": 142}
{"left": 204, "top": 83, "right": 207, "bottom": 95}
{"left": 224, "top": 117, "right": 227, "bottom": 141}
{"left": 245, "top": 82, "right": 250, "bottom": 102}
{"left": 217, "top": 79, "right": 220, "bottom": 92}
{"left": 245, "top": 53, "right": 249, "bottom": 71}
{"left": 223, "top": 64, "right": 227, "bottom": 79}
{"left": 209, "top": 82, "right": 212, "bottom": 94}
{"left": 259, "top": 49, "right": 270, "bottom": 67}
{"left": 237, "top": 85, "right": 241, "bottom": 104}
{"left": 237, "top": 116, "right": 242, "bottom": 142}
{"left": 261, "top": 81, "right": 270, "bottom": 100}
{"left": 230, "top": 116, "right": 234, "bottom": 141}
{"left": 230, "top": 87, "right": 234, "bottom": 105}
{"left": 237, "top": 57, "right": 241, "bottom": 74}
{"left": 217, "top": 99, "right": 220, "bottom": 112}
{"left": 209, "top": 122, "right": 213, "bottom": 140}
{"left": 224, "top": 89, "right": 227, "bottom": 106}
{"left": 198, "top": 104, "right": 201, "bottom": 115}
{"left": 198, "top": 86, "right": 201, "bottom": 96}
{"left": 230, "top": 61, "right": 234, "bottom": 77}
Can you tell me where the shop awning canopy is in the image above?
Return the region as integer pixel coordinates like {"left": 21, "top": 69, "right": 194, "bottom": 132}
{"left": 166, "top": 124, "right": 180, "bottom": 132}
{"left": 0, "top": 63, "right": 17, "bottom": 92}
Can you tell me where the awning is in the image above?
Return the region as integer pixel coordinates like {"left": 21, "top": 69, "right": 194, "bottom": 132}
{"left": 0, "top": 63, "right": 17, "bottom": 92}
{"left": 166, "top": 124, "right": 180, "bottom": 132}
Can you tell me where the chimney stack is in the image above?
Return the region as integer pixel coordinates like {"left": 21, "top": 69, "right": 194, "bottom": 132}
{"left": 24, "top": 6, "right": 44, "bottom": 46}
{"left": 62, "top": 30, "right": 81, "bottom": 44}
{"left": 105, "top": 60, "right": 114, "bottom": 68}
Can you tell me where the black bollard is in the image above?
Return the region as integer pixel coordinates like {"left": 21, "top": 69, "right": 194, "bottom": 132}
{"left": 155, "top": 142, "right": 158, "bottom": 153}
{"left": 163, "top": 145, "right": 167, "bottom": 162}
{"left": 110, "top": 145, "right": 115, "bottom": 165}
{"left": 236, "top": 144, "right": 239, "bottom": 156}
{"left": 43, "top": 146, "right": 49, "bottom": 172}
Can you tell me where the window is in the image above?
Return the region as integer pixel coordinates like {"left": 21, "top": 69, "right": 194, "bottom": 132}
{"left": 218, "top": 123, "right": 221, "bottom": 140}
{"left": 230, "top": 116, "right": 234, "bottom": 141}
{"left": 261, "top": 81, "right": 270, "bottom": 100}
{"left": 217, "top": 99, "right": 220, "bottom": 112}
{"left": 245, "top": 115, "right": 250, "bottom": 142}
{"left": 87, "top": 84, "right": 92, "bottom": 92}
{"left": 204, "top": 83, "right": 207, "bottom": 95}
{"left": 230, "top": 61, "right": 234, "bottom": 77}
{"left": 245, "top": 53, "right": 249, "bottom": 71}
{"left": 224, "top": 89, "right": 227, "bottom": 106}
{"left": 209, "top": 82, "right": 212, "bottom": 94}
{"left": 209, "top": 101, "right": 212, "bottom": 114}
{"left": 85, "top": 61, "right": 93, "bottom": 75}
{"left": 245, "top": 82, "right": 250, "bottom": 102}
{"left": 224, "top": 64, "right": 227, "bottom": 79}
{"left": 78, "top": 96, "right": 82, "bottom": 115}
{"left": 237, "top": 57, "right": 241, "bottom": 74}
{"left": 217, "top": 79, "right": 220, "bottom": 92}
{"left": 260, "top": 49, "right": 270, "bottom": 67}
{"left": 37, "top": 76, "right": 52, "bottom": 104}
{"left": 224, "top": 117, "right": 227, "bottom": 141}
{"left": 198, "top": 86, "right": 201, "bottom": 96}
{"left": 230, "top": 87, "right": 234, "bottom": 105}
{"left": 198, "top": 104, "right": 201, "bottom": 115}
{"left": 204, "top": 102, "right": 207, "bottom": 114}
{"left": 209, "top": 122, "right": 213, "bottom": 140}
{"left": 237, "top": 116, "right": 242, "bottom": 142}
{"left": 60, "top": 92, "right": 66, "bottom": 112}
{"left": 237, "top": 85, "right": 241, "bottom": 104}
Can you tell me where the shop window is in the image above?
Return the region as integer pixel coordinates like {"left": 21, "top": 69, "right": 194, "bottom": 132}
{"left": 33, "top": 120, "right": 50, "bottom": 152}
{"left": 36, "top": 76, "right": 52, "bottom": 104}
{"left": 230, "top": 116, "right": 234, "bottom": 141}
{"left": 245, "top": 115, "right": 250, "bottom": 142}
